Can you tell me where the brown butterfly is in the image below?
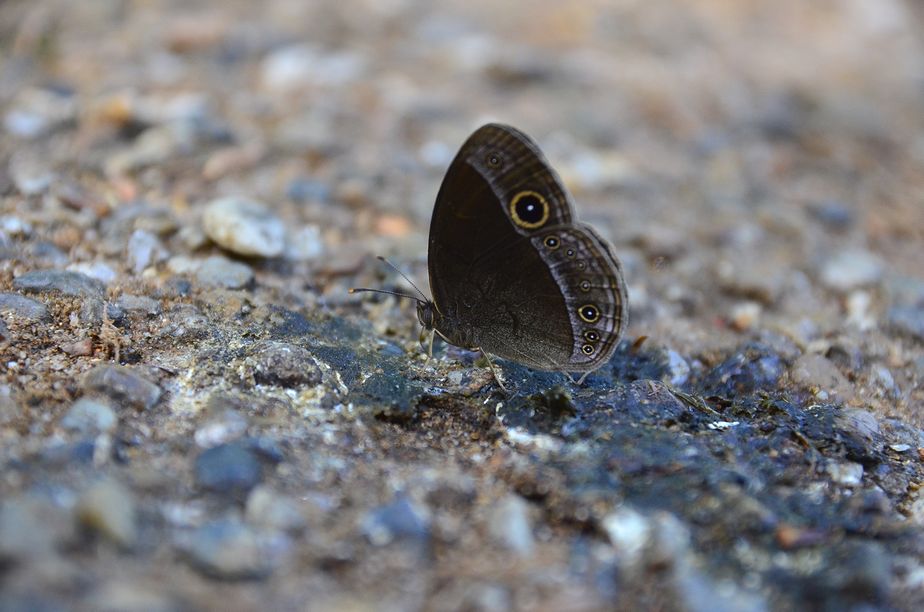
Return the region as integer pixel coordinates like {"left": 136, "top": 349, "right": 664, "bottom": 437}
{"left": 355, "top": 123, "right": 628, "bottom": 388}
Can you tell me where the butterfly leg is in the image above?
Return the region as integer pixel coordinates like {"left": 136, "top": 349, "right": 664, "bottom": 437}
{"left": 478, "top": 348, "right": 508, "bottom": 394}
{"left": 567, "top": 370, "right": 592, "bottom": 385}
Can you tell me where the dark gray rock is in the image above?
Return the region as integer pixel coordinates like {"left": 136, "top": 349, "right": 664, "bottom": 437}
{"left": 115, "top": 294, "right": 162, "bottom": 317}
{"left": 0, "top": 292, "right": 49, "bottom": 321}
{"left": 195, "top": 442, "right": 263, "bottom": 495}
{"left": 12, "top": 270, "right": 105, "bottom": 298}
{"left": 808, "top": 200, "right": 853, "bottom": 231}
{"left": 248, "top": 341, "right": 322, "bottom": 388}
{"left": 82, "top": 365, "right": 162, "bottom": 410}
{"left": 161, "top": 304, "right": 211, "bottom": 341}
{"left": 887, "top": 305, "right": 924, "bottom": 342}
{"left": 362, "top": 495, "right": 430, "bottom": 545}
{"left": 79, "top": 296, "right": 105, "bottom": 326}
{"left": 700, "top": 343, "right": 785, "bottom": 397}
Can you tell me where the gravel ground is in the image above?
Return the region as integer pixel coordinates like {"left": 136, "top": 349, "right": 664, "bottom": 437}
{"left": 2, "top": 1, "right": 924, "bottom": 610}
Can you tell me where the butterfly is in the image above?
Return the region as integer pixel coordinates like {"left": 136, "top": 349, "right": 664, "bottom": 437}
{"left": 355, "top": 123, "right": 628, "bottom": 389}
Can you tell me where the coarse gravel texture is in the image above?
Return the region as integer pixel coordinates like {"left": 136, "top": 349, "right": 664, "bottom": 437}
{"left": 2, "top": 1, "right": 924, "bottom": 611}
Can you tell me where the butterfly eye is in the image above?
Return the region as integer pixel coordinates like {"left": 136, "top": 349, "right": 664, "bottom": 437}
{"left": 581, "top": 343, "right": 595, "bottom": 355}
{"left": 578, "top": 304, "right": 600, "bottom": 323}
{"left": 584, "top": 330, "right": 600, "bottom": 342}
{"left": 544, "top": 235, "right": 560, "bottom": 249}
{"left": 486, "top": 153, "right": 503, "bottom": 167}
{"left": 509, "top": 191, "right": 549, "bottom": 229}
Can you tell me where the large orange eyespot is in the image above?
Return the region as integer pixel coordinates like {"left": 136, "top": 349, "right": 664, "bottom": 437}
{"left": 509, "top": 191, "right": 549, "bottom": 229}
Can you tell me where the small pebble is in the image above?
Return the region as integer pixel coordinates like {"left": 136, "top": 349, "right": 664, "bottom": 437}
{"left": 825, "top": 461, "right": 864, "bottom": 486}
{"left": 82, "top": 365, "right": 162, "bottom": 411}
{"left": 261, "top": 44, "right": 365, "bottom": 90}
{"left": 9, "top": 153, "right": 54, "bottom": 195}
{"left": 67, "top": 262, "right": 118, "bottom": 285}
{"left": 126, "top": 229, "right": 168, "bottom": 275}
{"left": 664, "top": 350, "right": 691, "bottom": 387}
{"left": 0, "top": 215, "right": 32, "bottom": 236}
{"left": 60, "top": 338, "right": 94, "bottom": 356}
{"left": 182, "top": 518, "right": 283, "bottom": 580}
{"left": 601, "top": 506, "right": 651, "bottom": 565}
{"left": 835, "top": 407, "right": 881, "bottom": 444}
{"left": 194, "top": 407, "right": 249, "bottom": 448}
{"left": 12, "top": 270, "right": 105, "bottom": 298}
{"left": 195, "top": 441, "right": 263, "bottom": 495}
{"left": 870, "top": 365, "right": 900, "bottom": 399}
{"left": 486, "top": 495, "right": 533, "bottom": 556}
{"left": 75, "top": 479, "right": 137, "bottom": 548}
{"left": 0, "top": 495, "right": 64, "bottom": 562}
{"left": 248, "top": 341, "right": 322, "bottom": 388}
{"left": 60, "top": 397, "right": 118, "bottom": 435}
{"left": 729, "top": 301, "right": 762, "bottom": 331}
{"left": 286, "top": 178, "right": 331, "bottom": 203}
{"left": 115, "top": 294, "right": 162, "bottom": 317}
{"left": 790, "top": 354, "right": 854, "bottom": 401}
{"left": 0, "top": 292, "right": 49, "bottom": 321}
{"left": 194, "top": 255, "right": 254, "bottom": 289}
{"left": 245, "top": 486, "right": 307, "bottom": 532}
{"left": 701, "top": 343, "right": 784, "bottom": 397}
{"left": 284, "top": 224, "right": 325, "bottom": 261}
{"left": 808, "top": 200, "right": 854, "bottom": 231}
{"left": 362, "top": 495, "right": 430, "bottom": 546}
{"left": 846, "top": 290, "right": 874, "bottom": 330}
{"left": 104, "top": 126, "right": 180, "bottom": 176}
{"left": 889, "top": 444, "right": 911, "bottom": 453}
{"left": 887, "top": 305, "right": 924, "bottom": 342}
{"left": 202, "top": 197, "right": 285, "bottom": 258}
{"left": 819, "top": 249, "right": 884, "bottom": 291}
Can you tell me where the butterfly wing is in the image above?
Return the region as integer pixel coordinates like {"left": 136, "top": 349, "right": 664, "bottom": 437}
{"left": 427, "top": 123, "right": 627, "bottom": 372}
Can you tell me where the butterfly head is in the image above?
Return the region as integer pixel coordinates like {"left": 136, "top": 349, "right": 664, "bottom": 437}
{"left": 416, "top": 300, "right": 437, "bottom": 331}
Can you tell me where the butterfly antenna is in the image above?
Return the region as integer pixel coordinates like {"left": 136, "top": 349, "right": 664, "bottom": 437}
{"left": 349, "top": 256, "right": 428, "bottom": 303}
{"left": 348, "top": 287, "right": 422, "bottom": 302}
{"left": 375, "top": 256, "right": 428, "bottom": 301}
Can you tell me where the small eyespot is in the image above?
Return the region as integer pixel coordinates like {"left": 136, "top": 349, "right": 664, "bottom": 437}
{"left": 486, "top": 153, "right": 503, "bottom": 167}
{"left": 584, "top": 330, "right": 600, "bottom": 342}
{"left": 578, "top": 304, "right": 600, "bottom": 323}
{"left": 509, "top": 191, "right": 549, "bottom": 229}
{"left": 543, "top": 235, "right": 560, "bottom": 249}
{"left": 582, "top": 344, "right": 595, "bottom": 355}
{"left": 566, "top": 249, "right": 576, "bottom": 258}
{"left": 577, "top": 261, "right": 587, "bottom": 270}
{"left": 579, "top": 279, "right": 591, "bottom": 292}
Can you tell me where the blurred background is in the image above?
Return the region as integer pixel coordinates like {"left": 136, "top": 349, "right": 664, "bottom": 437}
{"left": 2, "top": 0, "right": 924, "bottom": 416}
{"left": 4, "top": 2, "right": 924, "bottom": 610}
